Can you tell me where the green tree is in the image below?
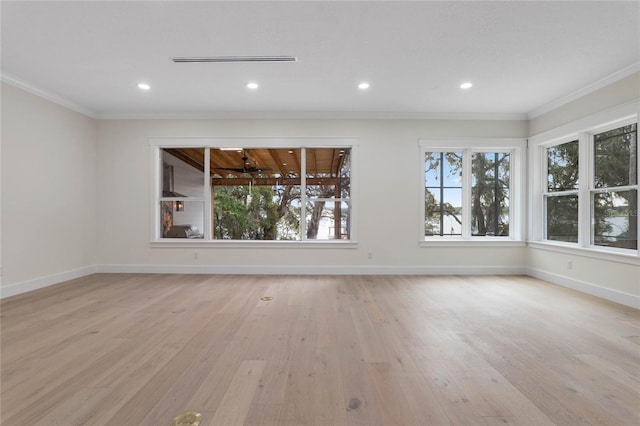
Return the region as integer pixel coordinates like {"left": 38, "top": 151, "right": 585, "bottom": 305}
{"left": 213, "top": 186, "right": 251, "bottom": 239}
{"left": 213, "top": 183, "right": 301, "bottom": 240}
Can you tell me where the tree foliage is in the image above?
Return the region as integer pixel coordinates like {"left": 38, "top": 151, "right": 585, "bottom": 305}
{"left": 213, "top": 184, "right": 299, "bottom": 240}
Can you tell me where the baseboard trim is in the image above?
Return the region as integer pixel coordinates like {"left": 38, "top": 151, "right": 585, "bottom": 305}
{"left": 4, "top": 265, "right": 636, "bottom": 310}
{"left": 0, "top": 265, "right": 98, "bottom": 299}
{"left": 527, "top": 267, "right": 639, "bottom": 309}
{"left": 96, "top": 264, "right": 526, "bottom": 276}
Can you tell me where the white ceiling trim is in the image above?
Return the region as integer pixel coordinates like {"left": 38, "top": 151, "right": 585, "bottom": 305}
{"left": 527, "top": 62, "right": 640, "bottom": 119}
{"left": 95, "top": 111, "right": 528, "bottom": 121}
{"left": 0, "top": 72, "right": 98, "bottom": 118}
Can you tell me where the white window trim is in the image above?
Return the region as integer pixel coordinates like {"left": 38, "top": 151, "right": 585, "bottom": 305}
{"left": 419, "top": 138, "right": 526, "bottom": 246}
{"left": 529, "top": 101, "right": 639, "bottom": 259}
{"left": 149, "top": 137, "right": 359, "bottom": 246}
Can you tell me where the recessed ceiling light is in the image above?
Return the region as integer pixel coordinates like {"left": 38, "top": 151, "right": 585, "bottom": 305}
{"left": 358, "top": 82, "right": 370, "bottom": 90}
{"left": 137, "top": 83, "right": 151, "bottom": 90}
{"left": 246, "top": 82, "right": 259, "bottom": 90}
{"left": 460, "top": 82, "right": 473, "bottom": 90}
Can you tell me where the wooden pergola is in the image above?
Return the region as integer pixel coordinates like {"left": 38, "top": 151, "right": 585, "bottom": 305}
{"left": 164, "top": 147, "right": 348, "bottom": 185}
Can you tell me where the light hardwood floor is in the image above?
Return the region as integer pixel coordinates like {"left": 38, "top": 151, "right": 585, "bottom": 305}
{"left": 1, "top": 274, "right": 639, "bottom": 426}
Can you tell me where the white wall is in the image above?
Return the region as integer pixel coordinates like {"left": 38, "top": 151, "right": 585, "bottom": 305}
{"left": 527, "top": 72, "right": 640, "bottom": 308}
{"left": 529, "top": 72, "right": 640, "bottom": 135}
{"left": 1, "top": 82, "right": 98, "bottom": 296}
{"left": 96, "top": 118, "right": 528, "bottom": 274}
{"left": 3, "top": 75, "right": 637, "bottom": 307}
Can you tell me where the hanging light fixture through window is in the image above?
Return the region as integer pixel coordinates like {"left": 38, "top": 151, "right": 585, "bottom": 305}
{"left": 175, "top": 201, "right": 184, "bottom": 212}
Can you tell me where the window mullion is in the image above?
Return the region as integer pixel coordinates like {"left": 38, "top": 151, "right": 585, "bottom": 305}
{"left": 204, "top": 147, "right": 211, "bottom": 240}
{"left": 578, "top": 132, "right": 591, "bottom": 247}
{"left": 439, "top": 152, "right": 445, "bottom": 236}
{"left": 462, "top": 149, "right": 472, "bottom": 239}
{"left": 153, "top": 146, "right": 162, "bottom": 240}
{"left": 300, "top": 147, "right": 307, "bottom": 241}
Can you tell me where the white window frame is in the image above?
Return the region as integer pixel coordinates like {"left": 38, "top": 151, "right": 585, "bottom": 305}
{"left": 419, "top": 138, "right": 526, "bottom": 246}
{"left": 149, "top": 137, "right": 358, "bottom": 247}
{"left": 542, "top": 138, "right": 581, "bottom": 246}
{"left": 529, "top": 101, "right": 639, "bottom": 261}
{"left": 588, "top": 119, "right": 638, "bottom": 252}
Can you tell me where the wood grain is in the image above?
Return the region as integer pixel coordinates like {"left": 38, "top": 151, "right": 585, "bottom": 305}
{"left": 1, "top": 274, "right": 638, "bottom": 425}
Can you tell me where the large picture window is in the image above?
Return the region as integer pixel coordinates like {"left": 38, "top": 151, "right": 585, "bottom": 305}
{"left": 421, "top": 139, "right": 524, "bottom": 242}
{"left": 153, "top": 141, "right": 355, "bottom": 243}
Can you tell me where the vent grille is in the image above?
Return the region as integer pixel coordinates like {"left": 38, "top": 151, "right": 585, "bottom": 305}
{"left": 172, "top": 56, "right": 297, "bottom": 63}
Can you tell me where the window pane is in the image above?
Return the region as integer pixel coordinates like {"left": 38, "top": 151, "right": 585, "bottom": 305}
{"left": 425, "top": 152, "right": 462, "bottom": 237}
{"left": 306, "top": 148, "right": 351, "bottom": 199}
{"left": 547, "top": 140, "right": 579, "bottom": 191}
{"left": 211, "top": 184, "right": 302, "bottom": 240}
{"left": 471, "top": 152, "right": 510, "bottom": 236}
{"left": 305, "top": 201, "right": 350, "bottom": 240}
{"left": 594, "top": 124, "right": 637, "bottom": 188}
{"left": 161, "top": 200, "right": 204, "bottom": 238}
{"left": 425, "top": 188, "right": 462, "bottom": 236}
{"left": 546, "top": 195, "right": 578, "bottom": 242}
{"left": 210, "top": 148, "right": 303, "bottom": 240}
{"left": 425, "top": 152, "right": 462, "bottom": 187}
{"left": 592, "top": 190, "right": 638, "bottom": 249}
{"left": 162, "top": 148, "right": 205, "bottom": 198}
{"left": 211, "top": 148, "right": 300, "bottom": 179}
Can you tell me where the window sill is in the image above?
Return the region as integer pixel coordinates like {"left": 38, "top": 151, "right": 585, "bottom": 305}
{"left": 150, "top": 240, "right": 358, "bottom": 249}
{"left": 528, "top": 241, "right": 639, "bottom": 265}
{"left": 419, "top": 238, "right": 526, "bottom": 248}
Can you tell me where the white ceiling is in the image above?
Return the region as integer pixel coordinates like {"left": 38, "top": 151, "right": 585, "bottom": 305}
{"left": 1, "top": 1, "right": 639, "bottom": 118}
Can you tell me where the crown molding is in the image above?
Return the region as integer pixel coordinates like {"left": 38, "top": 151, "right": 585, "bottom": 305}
{"left": 0, "top": 72, "right": 526, "bottom": 121}
{"left": 1, "top": 72, "right": 97, "bottom": 118}
{"left": 3, "top": 64, "right": 637, "bottom": 122}
{"left": 95, "top": 111, "right": 529, "bottom": 121}
{"left": 527, "top": 62, "right": 640, "bottom": 119}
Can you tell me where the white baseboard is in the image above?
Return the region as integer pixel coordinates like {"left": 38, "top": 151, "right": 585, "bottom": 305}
{"left": 0, "top": 265, "right": 98, "bottom": 299}
{"left": 527, "top": 267, "right": 639, "bottom": 309}
{"left": 6, "top": 264, "right": 636, "bottom": 311}
{"left": 96, "top": 264, "right": 527, "bottom": 276}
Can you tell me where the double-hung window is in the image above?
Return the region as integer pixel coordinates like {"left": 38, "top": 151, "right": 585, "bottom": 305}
{"left": 152, "top": 139, "right": 356, "bottom": 243}
{"left": 591, "top": 123, "right": 637, "bottom": 249}
{"left": 536, "top": 117, "right": 638, "bottom": 254}
{"left": 420, "top": 139, "right": 525, "bottom": 242}
{"left": 544, "top": 140, "right": 580, "bottom": 242}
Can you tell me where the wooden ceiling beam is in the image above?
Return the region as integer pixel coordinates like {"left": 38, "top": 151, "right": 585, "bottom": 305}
{"left": 267, "top": 149, "right": 289, "bottom": 176}
{"left": 211, "top": 177, "right": 342, "bottom": 186}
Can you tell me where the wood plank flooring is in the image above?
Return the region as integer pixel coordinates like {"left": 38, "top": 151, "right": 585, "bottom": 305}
{"left": 1, "top": 274, "right": 638, "bottom": 425}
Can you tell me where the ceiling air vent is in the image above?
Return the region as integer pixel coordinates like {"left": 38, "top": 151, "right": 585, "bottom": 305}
{"left": 172, "top": 56, "right": 297, "bottom": 63}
